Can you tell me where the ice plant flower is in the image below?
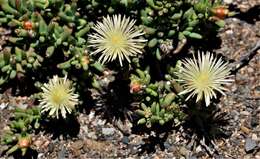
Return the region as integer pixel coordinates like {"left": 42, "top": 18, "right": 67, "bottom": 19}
{"left": 88, "top": 14, "right": 147, "bottom": 66}
{"left": 39, "top": 75, "right": 79, "bottom": 118}
{"left": 177, "top": 52, "right": 233, "bottom": 106}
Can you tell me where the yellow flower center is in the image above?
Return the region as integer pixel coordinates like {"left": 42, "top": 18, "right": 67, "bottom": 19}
{"left": 195, "top": 73, "right": 211, "bottom": 90}
{"left": 109, "top": 32, "right": 126, "bottom": 48}
{"left": 51, "top": 86, "right": 68, "bottom": 105}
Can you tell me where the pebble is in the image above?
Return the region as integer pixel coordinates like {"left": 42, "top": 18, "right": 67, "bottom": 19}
{"left": 34, "top": 139, "right": 44, "bottom": 148}
{"left": 163, "top": 141, "right": 171, "bottom": 149}
{"left": 0, "top": 145, "right": 8, "bottom": 156}
{"left": 102, "top": 127, "right": 115, "bottom": 136}
{"left": 81, "top": 125, "right": 88, "bottom": 134}
{"left": 223, "top": 0, "right": 233, "bottom": 4}
{"left": 71, "top": 140, "right": 84, "bottom": 150}
{"left": 226, "top": 29, "right": 233, "bottom": 35}
{"left": 240, "top": 111, "right": 250, "bottom": 116}
{"left": 42, "top": 140, "right": 51, "bottom": 149}
{"left": 247, "top": 67, "right": 254, "bottom": 73}
{"left": 250, "top": 116, "right": 258, "bottom": 127}
{"left": 252, "top": 134, "right": 258, "bottom": 140}
{"left": 122, "top": 136, "right": 129, "bottom": 145}
{"left": 87, "top": 132, "right": 97, "bottom": 139}
{"left": 188, "top": 156, "right": 197, "bottom": 159}
{"left": 96, "top": 119, "right": 106, "bottom": 126}
{"left": 245, "top": 138, "right": 257, "bottom": 153}
{"left": 241, "top": 125, "right": 251, "bottom": 134}
{"left": 153, "top": 155, "right": 160, "bottom": 159}
{"left": 195, "top": 145, "right": 202, "bottom": 153}
{"left": 179, "top": 146, "right": 189, "bottom": 156}
{"left": 48, "top": 142, "right": 55, "bottom": 152}
{"left": 88, "top": 111, "right": 95, "bottom": 121}
{"left": 244, "top": 154, "right": 253, "bottom": 159}
{"left": 0, "top": 103, "right": 8, "bottom": 110}
{"left": 37, "top": 153, "right": 44, "bottom": 159}
{"left": 58, "top": 145, "right": 67, "bottom": 159}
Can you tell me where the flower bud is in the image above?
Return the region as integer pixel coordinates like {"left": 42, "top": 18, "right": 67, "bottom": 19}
{"left": 18, "top": 137, "right": 31, "bottom": 149}
{"left": 130, "top": 82, "right": 142, "bottom": 93}
{"left": 211, "top": 6, "right": 229, "bottom": 19}
{"left": 23, "top": 21, "right": 33, "bottom": 30}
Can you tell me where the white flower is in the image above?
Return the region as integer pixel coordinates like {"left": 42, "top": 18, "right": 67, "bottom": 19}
{"left": 88, "top": 14, "right": 147, "bottom": 66}
{"left": 177, "top": 52, "right": 233, "bottom": 106}
{"left": 39, "top": 75, "right": 79, "bottom": 118}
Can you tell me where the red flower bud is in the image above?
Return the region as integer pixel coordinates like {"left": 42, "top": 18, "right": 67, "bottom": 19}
{"left": 23, "top": 21, "right": 33, "bottom": 30}
{"left": 211, "top": 7, "right": 229, "bottom": 19}
{"left": 18, "top": 137, "right": 31, "bottom": 148}
{"left": 130, "top": 82, "right": 142, "bottom": 93}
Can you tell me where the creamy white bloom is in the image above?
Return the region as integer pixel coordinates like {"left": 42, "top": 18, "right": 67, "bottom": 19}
{"left": 39, "top": 75, "right": 79, "bottom": 118}
{"left": 177, "top": 52, "right": 233, "bottom": 106}
{"left": 88, "top": 14, "right": 147, "bottom": 66}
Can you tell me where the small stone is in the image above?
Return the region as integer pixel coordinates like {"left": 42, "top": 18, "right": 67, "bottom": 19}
{"left": 58, "top": 145, "right": 67, "bottom": 159}
{"left": 0, "top": 145, "right": 9, "bottom": 155}
{"left": 0, "top": 103, "right": 8, "bottom": 110}
{"left": 37, "top": 153, "right": 44, "bottom": 159}
{"left": 87, "top": 132, "right": 97, "bottom": 139}
{"left": 102, "top": 127, "right": 115, "bottom": 136}
{"left": 240, "top": 111, "right": 250, "bottom": 116}
{"left": 241, "top": 125, "right": 251, "bottom": 134}
{"left": 163, "top": 141, "right": 171, "bottom": 149}
{"left": 252, "top": 134, "right": 258, "bottom": 140}
{"left": 96, "top": 119, "right": 106, "bottom": 126}
{"left": 41, "top": 139, "right": 50, "bottom": 149}
{"left": 247, "top": 67, "right": 254, "bottom": 73}
{"left": 223, "top": 0, "right": 232, "bottom": 4}
{"left": 153, "top": 155, "right": 160, "bottom": 159}
{"left": 251, "top": 116, "right": 258, "bottom": 127}
{"left": 48, "top": 142, "right": 55, "bottom": 152}
{"left": 71, "top": 140, "right": 84, "bottom": 150}
{"left": 34, "top": 139, "right": 44, "bottom": 148}
{"left": 179, "top": 146, "right": 189, "bottom": 156}
{"left": 226, "top": 29, "right": 233, "bottom": 35}
{"left": 122, "top": 136, "right": 129, "bottom": 145}
{"left": 245, "top": 138, "right": 257, "bottom": 153}
{"left": 244, "top": 154, "right": 252, "bottom": 159}
{"left": 88, "top": 111, "right": 95, "bottom": 121}
{"left": 72, "top": 149, "right": 81, "bottom": 157}
{"left": 81, "top": 125, "right": 88, "bottom": 134}
{"left": 256, "top": 86, "right": 260, "bottom": 93}
{"left": 188, "top": 156, "right": 197, "bottom": 159}
{"left": 195, "top": 145, "right": 202, "bottom": 153}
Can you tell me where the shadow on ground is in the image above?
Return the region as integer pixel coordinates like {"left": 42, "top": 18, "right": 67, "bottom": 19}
{"left": 41, "top": 114, "right": 80, "bottom": 139}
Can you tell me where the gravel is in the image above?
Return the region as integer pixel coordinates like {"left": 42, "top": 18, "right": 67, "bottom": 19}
{"left": 245, "top": 138, "right": 257, "bottom": 153}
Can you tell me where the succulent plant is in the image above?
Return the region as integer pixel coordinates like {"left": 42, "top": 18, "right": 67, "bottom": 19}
{"left": 139, "top": 0, "right": 225, "bottom": 60}
{"left": 4, "top": 135, "right": 32, "bottom": 156}
{"left": 0, "top": 0, "right": 98, "bottom": 85}
{"left": 130, "top": 68, "right": 185, "bottom": 128}
{"left": 1, "top": 107, "right": 40, "bottom": 156}
{"left": 136, "top": 93, "right": 185, "bottom": 128}
{"left": 0, "top": 0, "right": 233, "bottom": 149}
